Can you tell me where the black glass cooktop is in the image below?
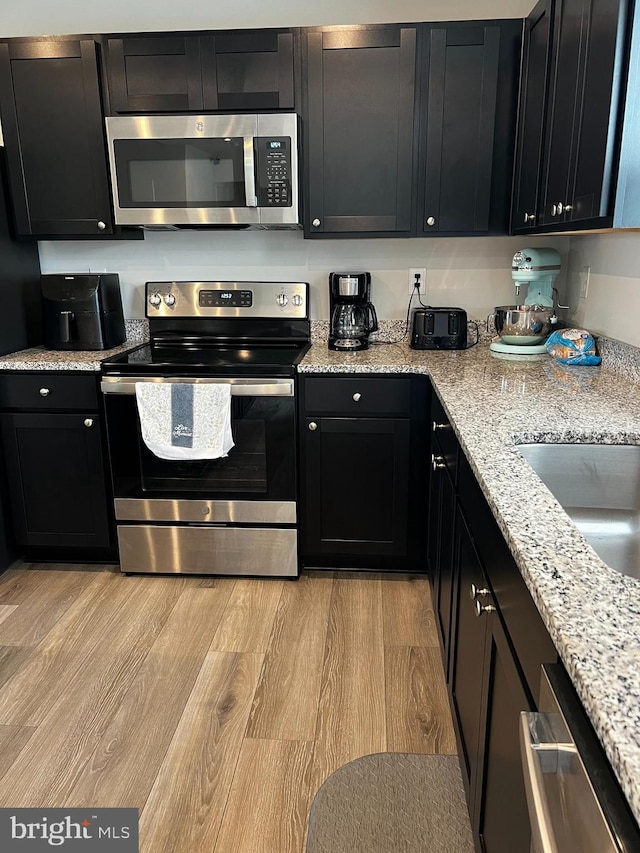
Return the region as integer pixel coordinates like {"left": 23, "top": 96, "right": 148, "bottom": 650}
{"left": 101, "top": 342, "right": 310, "bottom": 377}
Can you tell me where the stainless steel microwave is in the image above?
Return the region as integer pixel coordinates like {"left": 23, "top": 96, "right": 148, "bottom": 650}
{"left": 105, "top": 113, "right": 300, "bottom": 228}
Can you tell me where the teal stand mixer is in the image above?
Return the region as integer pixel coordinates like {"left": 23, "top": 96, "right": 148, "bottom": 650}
{"left": 489, "top": 248, "right": 563, "bottom": 355}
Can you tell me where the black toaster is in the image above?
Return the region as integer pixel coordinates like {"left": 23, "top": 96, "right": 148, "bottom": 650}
{"left": 410, "top": 307, "right": 468, "bottom": 350}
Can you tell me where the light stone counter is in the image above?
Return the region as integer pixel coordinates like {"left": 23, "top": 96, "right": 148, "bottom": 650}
{"left": 0, "top": 341, "right": 145, "bottom": 372}
{"left": 299, "top": 339, "right": 640, "bottom": 826}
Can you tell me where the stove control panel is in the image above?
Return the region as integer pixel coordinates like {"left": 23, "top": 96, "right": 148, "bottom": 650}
{"left": 145, "top": 281, "right": 308, "bottom": 319}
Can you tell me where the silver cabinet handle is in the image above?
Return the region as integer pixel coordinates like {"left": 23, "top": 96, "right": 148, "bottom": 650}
{"left": 557, "top": 202, "right": 564, "bottom": 215}
{"left": 469, "top": 583, "right": 491, "bottom": 600}
{"left": 524, "top": 212, "right": 535, "bottom": 223}
{"left": 475, "top": 600, "right": 496, "bottom": 617}
{"left": 308, "top": 422, "right": 318, "bottom": 431}
{"left": 97, "top": 220, "right": 106, "bottom": 230}
{"left": 432, "top": 421, "right": 447, "bottom": 431}
{"left": 551, "top": 204, "right": 557, "bottom": 217}
{"left": 84, "top": 418, "right": 94, "bottom": 428}
{"left": 431, "top": 454, "right": 445, "bottom": 471}
{"left": 39, "top": 388, "right": 50, "bottom": 397}
{"left": 312, "top": 218, "right": 321, "bottom": 227}
{"left": 426, "top": 216, "right": 436, "bottom": 227}
{"left": 352, "top": 392, "right": 361, "bottom": 402}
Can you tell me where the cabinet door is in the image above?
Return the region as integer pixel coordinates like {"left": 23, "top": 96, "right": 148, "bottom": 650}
{"left": 106, "top": 35, "right": 204, "bottom": 113}
{"left": 420, "top": 22, "right": 520, "bottom": 235}
{"left": 1, "top": 412, "right": 111, "bottom": 549}
{"left": 301, "top": 416, "right": 410, "bottom": 557}
{"left": 201, "top": 29, "right": 294, "bottom": 111}
{"left": 449, "top": 507, "right": 490, "bottom": 797}
{"left": 0, "top": 39, "right": 113, "bottom": 236}
{"left": 511, "top": 0, "right": 555, "bottom": 232}
{"left": 305, "top": 26, "right": 417, "bottom": 235}
{"left": 476, "top": 612, "right": 534, "bottom": 852}
{"left": 566, "top": 0, "right": 626, "bottom": 223}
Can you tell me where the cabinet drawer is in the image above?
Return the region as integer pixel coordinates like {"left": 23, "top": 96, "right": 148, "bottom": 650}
{"left": 0, "top": 374, "right": 99, "bottom": 410}
{"left": 303, "top": 376, "right": 411, "bottom": 415}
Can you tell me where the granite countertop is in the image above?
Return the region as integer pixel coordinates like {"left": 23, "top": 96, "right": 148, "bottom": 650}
{"left": 299, "top": 340, "right": 640, "bottom": 825}
{"left": 0, "top": 340, "right": 145, "bottom": 372}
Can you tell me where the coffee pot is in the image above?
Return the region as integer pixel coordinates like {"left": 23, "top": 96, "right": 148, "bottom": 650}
{"left": 328, "top": 272, "right": 378, "bottom": 351}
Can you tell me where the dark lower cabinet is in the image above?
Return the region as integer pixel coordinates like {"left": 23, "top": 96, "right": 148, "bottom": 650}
{"left": 476, "top": 614, "right": 533, "bottom": 853}
{"left": 298, "top": 374, "right": 428, "bottom": 571}
{"left": 0, "top": 373, "right": 116, "bottom": 561}
{"left": 0, "top": 38, "right": 113, "bottom": 237}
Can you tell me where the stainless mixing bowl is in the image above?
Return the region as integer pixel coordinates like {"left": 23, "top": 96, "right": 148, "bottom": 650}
{"left": 493, "top": 305, "right": 556, "bottom": 345}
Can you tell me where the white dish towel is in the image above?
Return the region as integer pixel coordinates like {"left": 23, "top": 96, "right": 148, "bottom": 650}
{"left": 135, "top": 382, "right": 234, "bottom": 461}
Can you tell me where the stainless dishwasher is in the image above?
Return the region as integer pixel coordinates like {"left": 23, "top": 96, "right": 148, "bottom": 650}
{"left": 520, "top": 664, "right": 640, "bottom": 853}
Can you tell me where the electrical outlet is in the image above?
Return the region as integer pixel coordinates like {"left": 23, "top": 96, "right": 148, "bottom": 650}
{"left": 580, "top": 265, "right": 591, "bottom": 299}
{"left": 408, "top": 267, "right": 427, "bottom": 296}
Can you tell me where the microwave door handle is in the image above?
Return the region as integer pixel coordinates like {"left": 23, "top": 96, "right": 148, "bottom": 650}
{"left": 244, "top": 137, "right": 257, "bottom": 208}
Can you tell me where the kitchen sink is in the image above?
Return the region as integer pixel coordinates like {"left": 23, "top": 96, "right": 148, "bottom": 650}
{"left": 517, "top": 443, "right": 640, "bottom": 580}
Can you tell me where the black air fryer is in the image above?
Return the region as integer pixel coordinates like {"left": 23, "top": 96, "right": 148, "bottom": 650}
{"left": 41, "top": 273, "right": 126, "bottom": 351}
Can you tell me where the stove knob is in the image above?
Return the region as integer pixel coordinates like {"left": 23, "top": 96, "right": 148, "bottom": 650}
{"left": 163, "top": 293, "right": 176, "bottom": 307}
{"left": 292, "top": 294, "right": 303, "bottom": 307}
{"left": 276, "top": 293, "right": 289, "bottom": 307}
{"left": 149, "top": 293, "right": 162, "bottom": 308}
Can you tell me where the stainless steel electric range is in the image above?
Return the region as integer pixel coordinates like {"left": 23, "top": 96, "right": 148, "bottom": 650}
{"left": 101, "top": 280, "right": 309, "bottom": 577}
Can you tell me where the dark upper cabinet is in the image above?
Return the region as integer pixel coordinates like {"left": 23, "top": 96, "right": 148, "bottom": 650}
{"left": 511, "top": 0, "right": 555, "bottom": 232}
{"left": 303, "top": 26, "right": 418, "bottom": 237}
{"left": 303, "top": 21, "right": 520, "bottom": 238}
{"left": 104, "top": 29, "right": 295, "bottom": 115}
{"left": 513, "top": 0, "right": 639, "bottom": 233}
{"left": 419, "top": 21, "right": 521, "bottom": 236}
{"left": 0, "top": 38, "right": 114, "bottom": 237}
{"left": 541, "top": 0, "right": 627, "bottom": 226}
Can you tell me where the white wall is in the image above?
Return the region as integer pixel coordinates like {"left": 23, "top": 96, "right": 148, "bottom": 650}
{"left": 39, "top": 231, "right": 569, "bottom": 320}
{"left": 566, "top": 232, "right": 640, "bottom": 347}
{"left": 2, "top": 0, "right": 535, "bottom": 38}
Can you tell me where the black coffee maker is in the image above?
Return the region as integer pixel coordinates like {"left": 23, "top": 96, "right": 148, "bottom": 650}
{"left": 328, "top": 272, "right": 378, "bottom": 351}
{"left": 41, "top": 273, "right": 126, "bottom": 351}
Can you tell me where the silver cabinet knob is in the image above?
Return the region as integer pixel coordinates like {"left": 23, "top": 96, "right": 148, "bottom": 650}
{"left": 308, "top": 422, "right": 318, "bottom": 431}
{"left": 426, "top": 216, "right": 436, "bottom": 227}
{"left": 475, "top": 600, "right": 496, "bottom": 617}
{"left": 432, "top": 421, "right": 447, "bottom": 431}
{"left": 312, "top": 218, "right": 321, "bottom": 227}
{"left": 524, "top": 213, "right": 535, "bottom": 223}
{"left": 149, "top": 293, "right": 161, "bottom": 307}
{"left": 431, "top": 454, "right": 445, "bottom": 471}
{"left": 352, "top": 392, "right": 361, "bottom": 402}
{"left": 84, "top": 418, "right": 93, "bottom": 428}
{"left": 564, "top": 204, "right": 573, "bottom": 212}
{"left": 39, "top": 388, "right": 50, "bottom": 397}
{"left": 163, "top": 293, "right": 176, "bottom": 307}
{"left": 551, "top": 204, "right": 557, "bottom": 217}
{"left": 557, "top": 202, "right": 564, "bottom": 214}
{"left": 97, "top": 220, "right": 106, "bottom": 230}
{"left": 469, "top": 583, "right": 490, "bottom": 600}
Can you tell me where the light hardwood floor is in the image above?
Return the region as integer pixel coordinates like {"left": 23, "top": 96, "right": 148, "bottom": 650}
{"left": 0, "top": 564, "right": 457, "bottom": 852}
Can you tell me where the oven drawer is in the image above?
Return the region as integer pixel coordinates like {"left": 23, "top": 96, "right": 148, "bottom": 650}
{"left": 118, "top": 524, "right": 298, "bottom": 576}
{"left": 303, "top": 376, "right": 411, "bottom": 415}
{"left": 0, "top": 373, "right": 99, "bottom": 410}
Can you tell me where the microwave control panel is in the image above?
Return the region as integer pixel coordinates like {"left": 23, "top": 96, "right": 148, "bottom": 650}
{"left": 255, "top": 137, "right": 292, "bottom": 207}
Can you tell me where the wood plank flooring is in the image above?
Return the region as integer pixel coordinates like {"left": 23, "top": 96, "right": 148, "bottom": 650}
{"left": 0, "top": 564, "right": 456, "bottom": 852}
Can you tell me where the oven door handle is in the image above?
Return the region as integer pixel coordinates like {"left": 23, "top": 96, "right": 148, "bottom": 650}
{"left": 100, "top": 377, "right": 294, "bottom": 397}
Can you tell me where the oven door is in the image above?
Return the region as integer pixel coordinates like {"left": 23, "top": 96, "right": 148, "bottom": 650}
{"left": 102, "top": 376, "right": 298, "bottom": 575}
{"left": 105, "top": 114, "right": 259, "bottom": 226}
